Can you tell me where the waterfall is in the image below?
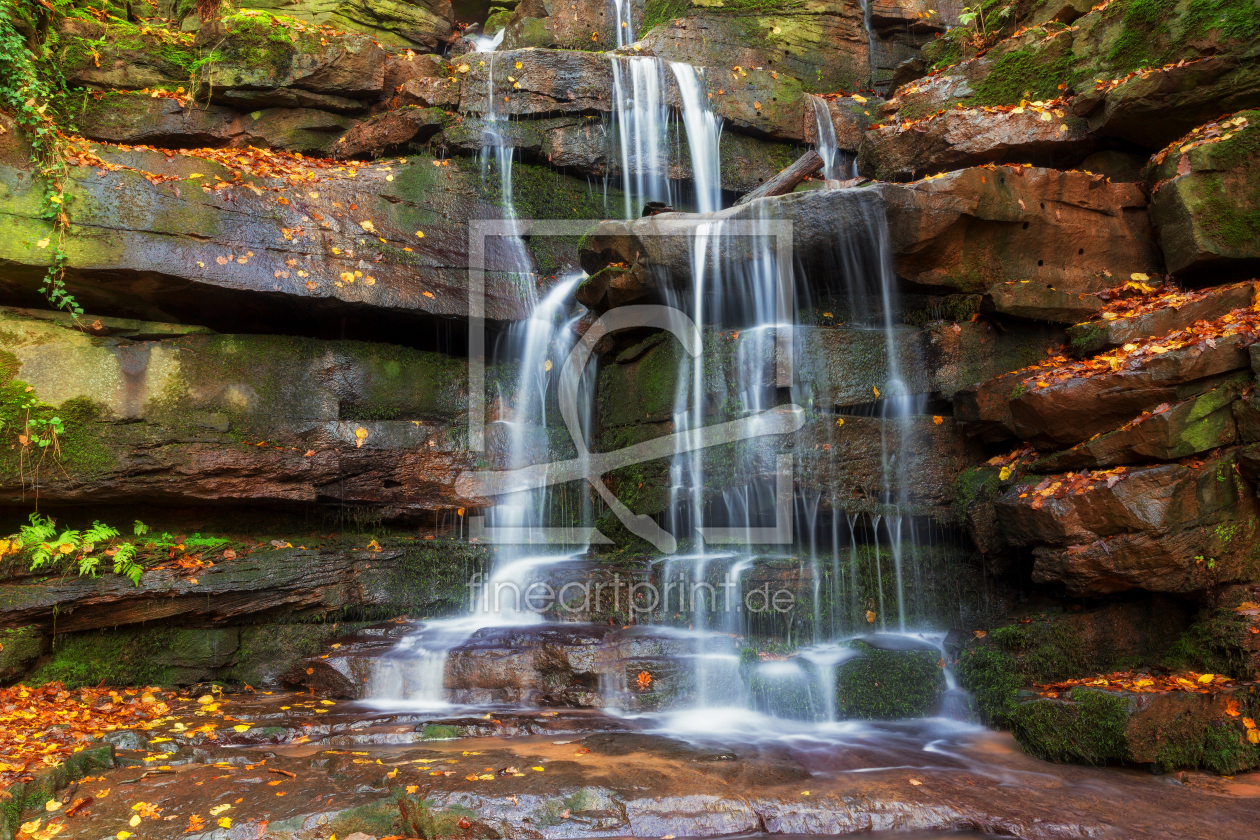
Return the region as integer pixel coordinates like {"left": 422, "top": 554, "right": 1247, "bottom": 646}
{"left": 610, "top": 56, "right": 672, "bottom": 219}
{"left": 858, "top": 0, "right": 877, "bottom": 88}
{"left": 610, "top": 57, "right": 723, "bottom": 218}
{"left": 364, "top": 275, "right": 589, "bottom": 707}
{"left": 808, "top": 94, "right": 848, "bottom": 181}
{"left": 670, "top": 63, "right": 723, "bottom": 213}
{"left": 612, "top": 0, "right": 635, "bottom": 48}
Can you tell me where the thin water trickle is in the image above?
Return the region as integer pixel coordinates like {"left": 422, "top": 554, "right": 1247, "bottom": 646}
{"left": 610, "top": 55, "right": 672, "bottom": 219}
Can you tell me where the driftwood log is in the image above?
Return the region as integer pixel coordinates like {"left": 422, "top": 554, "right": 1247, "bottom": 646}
{"left": 733, "top": 149, "right": 824, "bottom": 206}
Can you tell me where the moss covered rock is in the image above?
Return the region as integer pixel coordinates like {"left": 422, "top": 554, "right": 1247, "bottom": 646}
{"left": 1150, "top": 111, "right": 1260, "bottom": 279}
{"left": 233, "top": 0, "right": 455, "bottom": 52}
{"left": 1011, "top": 684, "right": 1260, "bottom": 774}
{"left": 0, "top": 626, "right": 46, "bottom": 683}
{"left": 834, "top": 638, "right": 946, "bottom": 720}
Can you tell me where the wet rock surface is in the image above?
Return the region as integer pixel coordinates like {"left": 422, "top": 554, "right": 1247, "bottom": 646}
{"left": 14, "top": 690, "right": 1260, "bottom": 840}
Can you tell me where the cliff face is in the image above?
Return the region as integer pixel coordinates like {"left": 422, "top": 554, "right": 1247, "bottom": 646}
{"left": 2, "top": 0, "right": 1260, "bottom": 775}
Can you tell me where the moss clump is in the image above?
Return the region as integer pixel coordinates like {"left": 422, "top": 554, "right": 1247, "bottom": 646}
{"left": 1162, "top": 606, "right": 1253, "bottom": 678}
{"left": 971, "top": 48, "right": 1075, "bottom": 106}
{"left": 1148, "top": 706, "right": 1260, "bottom": 775}
{"left": 1009, "top": 687, "right": 1132, "bottom": 764}
{"left": 951, "top": 464, "right": 1002, "bottom": 522}
{"left": 834, "top": 640, "right": 945, "bottom": 720}
{"left": 955, "top": 642, "right": 1022, "bottom": 727}
{"left": 420, "top": 724, "right": 462, "bottom": 740}
{"left": 29, "top": 627, "right": 180, "bottom": 688}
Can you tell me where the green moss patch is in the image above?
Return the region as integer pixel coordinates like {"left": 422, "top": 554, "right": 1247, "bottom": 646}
{"left": 1009, "top": 687, "right": 1131, "bottom": 764}
{"left": 834, "top": 640, "right": 946, "bottom": 720}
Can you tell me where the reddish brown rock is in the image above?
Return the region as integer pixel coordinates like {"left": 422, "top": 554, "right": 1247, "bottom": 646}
{"left": 985, "top": 281, "right": 1109, "bottom": 324}
{"left": 883, "top": 167, "right": 1161, "bottom": 295}
{"left": 995, "top": 451, "right": 1260, "bottom": 595}
{"left": 857, "top": 106, "right": 1095, "bottom": 182}
{"left": 334, "top": 107, "right": 448, "bottom": 157}
{"left": 1031, "top": 375, "right": 1247, "bottom": 472}
{"left": 1066, "top": 284, "right": 1257, "bottom": 358}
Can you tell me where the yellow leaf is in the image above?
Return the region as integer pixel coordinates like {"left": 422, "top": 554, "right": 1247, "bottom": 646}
{"left": 1130, "top": 272, "right": 1149, "bottom": 282}
{"left": 998, "top": 466, "right": 1012, "bottom": 481}
{"left": 35, "top": 238, "right": 50, "bottom": 249}
{"left": 1249, "top": 729, "right": 1260, "bottom": 745}
{"left": 515, "top": 61, "right": 522, "bottom": 69}
{"left": 458, "top": 64, "right": 470, "bottom": 73}
{"left": 852, "top": 94, "right": 866, "bottom": 104}
{"left": 415, "top": 231, "right": 425, "bottom": 238}
{"left": 533, "top": 766, "right": 544, "bottom": 771}
{"left": 117, "top": 833, "right": 133, "bottom": 840}
{"left": 233, "top": 724, "right": 251, "bottom": 732}
{"left": 44, "top": 801, "right": 61, "bottom": 812}
{"left": 197, "top": 694, "right": 215, "bottom": 704}
{"left": 218, "top": 817, "right": 232, "bottom": 828}
{"left": 865, "top": 610, "right": 876, "bottom": 624}
{"left": 129, "top": 815, "right": 141, "bottom": 827}
{"left": 209, "top": 804, "right": 231, "bottom": 816}
{"left": 1197, "top": 674, "right": 1215, "bottom": 684}
{"left": 406, "top": 785, "right": 419, "bottom": 794}
{"left": 873, "top": 386, "right": 880, "bottom": 398}
{"left": 835, "top": 417, "right": 844, "bottom": 427}
{"left": 1122, "top": 343, "right": 1138, "bottom": 352}
{"left": 544, "top": 359, "right": 553, "bottom": 372}
{"left": 360, "top": 220, "right": 375, "bottom": 233}
{"left": 909, "top": 779, "right": 923, "bottom": 786}
{"left": 355, "top": 426, "right": 369, "bottom": 448}
{"left": 932, "top": 415, "right": 944, "bottom": 425}
{"left": 21, "top": 820, "right": 42, "bottom": 834}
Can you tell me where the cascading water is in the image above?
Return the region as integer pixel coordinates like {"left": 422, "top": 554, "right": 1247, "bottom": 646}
{"left": 612, "top": 0, "right": 634, "bottom": 48}
{"left": 670, "top": 63, "right": 723, "bottom": 213}
{"left": 609, "top": 57, "right": 723, "bottom": 218}
{"left": 808, "top": 94, "right": 855, "bottom": 180}
{"left": 610, "top": 56, "right": 672, "bottom": 219}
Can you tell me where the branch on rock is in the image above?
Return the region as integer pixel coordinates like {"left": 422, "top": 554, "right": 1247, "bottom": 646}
{"left": 734, "top": 150, "right": 824, "bottom": 206}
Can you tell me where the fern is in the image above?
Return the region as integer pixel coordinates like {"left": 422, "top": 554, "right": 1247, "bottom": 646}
{"left": 83, "top": 520, "right": 120, "bottom": 546}
{"left": 112, "top": 543, "right": 143, "bottom": 584}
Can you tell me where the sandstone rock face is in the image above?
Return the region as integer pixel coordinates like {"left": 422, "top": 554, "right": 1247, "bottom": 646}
{"left": 195, "top": 16, "right": 389, "bottom": 112}
{"left": 334, "top": 106, "right": 448, "bottom": 157}
{"left": 75, "top": 93, "right": 358, "bottom": 155}
{"left": 1030, "top": 375, "right": 1247, "bottom": 472}
{"left": 1073, "top": 57, "right": 1260, "bottom": 150}
{"left": 0, "top": 142, "right": 604, "bottom": 334}
{"left": 233, "top": 0, "right": 456, "bottom": 50}
{"left": 581, "top": 168, "right": 1160, "bottom": 301}
{"left": 857, "top": 105, "right": 1094, "bottom": 181}
{"left": 503, "top": 0, "right": 631, "bottom": 51}
{"left": 995, "top": 450, "right": 1260, "bottom": 596}
{"left": 0, "top": 309, "right": 499, "bottom": 515}
{"left": 957, "top": 330, "right": 1253, "bottom": 449}
{"left": 889, "top": 1, "right": 1259, "bottom": 119}
{"left": 1012, "top": 684, "right": 1260, "bottom": 773}
{"left": 1065, "top": 283, "right": 1257, "bottom": 358}
{"left": 638, "top": 5, "right": 868, "bottom": 95}
{"left": 1149, "top": 111, "right": 1260, "bottom": 279}
{"left": 0, "top": 541, "right": 488, "bottom": 633}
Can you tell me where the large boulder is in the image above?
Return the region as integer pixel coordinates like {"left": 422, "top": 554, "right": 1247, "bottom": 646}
{"left": 1011, "top": 683, "right": 1260, "bottom": 774}
{"left": 994, "top": 450, "right": 1260, "bottom": 596}
{"left": 885, "top": 1, "right": 1260, "bottom": 119}
{"left": 858, "top": 102, "right": 1095, "bottom": 181}
{"left": 503, "top": 0, "right": 633, "bottom": 51}
{"left": 194, "top": 13, "right": 389, "bottom": 113}
{"left": 1072, "top": 55, "right": 1260, "bottom": 149}
{"left": 1030, "top": 374, "right": 1248, "bottom": 472}
{"left": 75, "top": 92, "right": 359, "bottom": 155}
{"left": 1065, "top": 282, "right": 1257, "bottom": 358}
{"left": 1149, "top": 111, "right": 1260, "bottom": 280}
{"left": 57, "top": 18, "right": 197, "bottom": 91}
{"left": 0, "top": 540, "right": 489, "bottom": 633}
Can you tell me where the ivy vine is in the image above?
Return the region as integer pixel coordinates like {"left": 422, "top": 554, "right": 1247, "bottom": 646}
{"left": 0, "top": 0, "right": 84, "bottom": 317}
